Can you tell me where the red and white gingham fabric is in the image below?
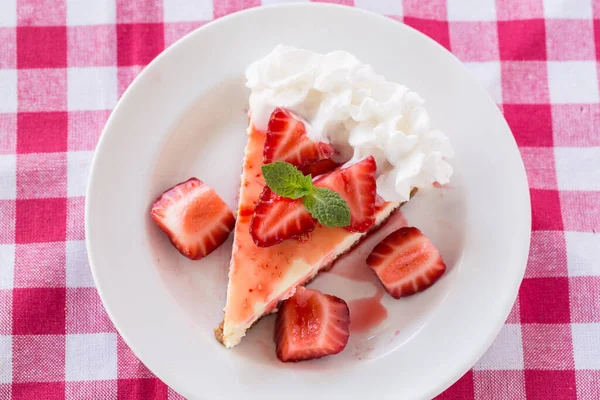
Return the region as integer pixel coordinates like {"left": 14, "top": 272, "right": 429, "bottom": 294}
{"left": 0, "top": 0, "right": 599, "bottom": 398}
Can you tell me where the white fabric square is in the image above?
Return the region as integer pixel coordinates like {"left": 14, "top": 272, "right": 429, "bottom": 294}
{"left": 0, "top": 336, "right": 12, "bottom": 384}
{"left": 548, "top": 61, "right": 599, "bottom": 104}
{"left": 543, "top": 0, "right": 593, "bottom": 19}
{"left": 0, "top": 245, "right": 14, "bottom": 290}
{"left": 572, "top": 323, "right": 600, "bottom": 369}
{"left": 68, "top": 67, "right": 117, "bottom": 111}
{"left": 555, "top": 147, "right": 600, "bottom": 191}
{"left": 66, "top": 240, "right": 95, "bottom": 288}
{"left": 463, "top": 61, "right": 502, "bottom": 104}
{"left": 474, "top": 324, "right": 524, "bottom": 370}
{"left": 0, "top": 154, "right": 16, "bottom": 200}
{"left": 163, "top": 0, "right": 213, "bottom": 22}
{"left": 355, "top": 0, "right": 403, "bottom": 16}
{"left": 66, "top": 333, "right": 117, "bottom": 381}
{"left": 566, "top": 232, "right": 600, "bottom": 277}
{"left": 448, "top": 0, "right": 496, "bottom": 21}
{"left": 0, "top": 70, "right": 16, "bottom": 113}
{"left": 67, "top": 0, "right": 116, "bottom": 25}
{"left": 67, "top": 151, "right": 94, "bottom": 197}
{"left": 0, "top": 0, "right": 16, "bottom": 27}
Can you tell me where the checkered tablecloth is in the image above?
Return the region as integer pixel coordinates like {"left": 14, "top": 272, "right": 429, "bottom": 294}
{"left": 0, "top": 0, "right": 599, "bottom": 398}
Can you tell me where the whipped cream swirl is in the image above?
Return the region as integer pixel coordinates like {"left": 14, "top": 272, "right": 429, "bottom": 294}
{"left": 246, "top": 45, "right": 454, "bottom": 202}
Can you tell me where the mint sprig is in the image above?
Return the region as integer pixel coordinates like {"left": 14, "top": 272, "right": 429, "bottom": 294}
{"left": 261, "top": 162, "right": 313, "bottom": 199}
{"left": 261, "top": 162, "right": 351, "bottom": 228}
{"left": 302, "top": 187, "right": 351, "bottom": 227}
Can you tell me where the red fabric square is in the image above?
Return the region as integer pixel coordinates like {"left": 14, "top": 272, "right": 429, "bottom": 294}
{"left": 68, "top": 110, "right": 110, "bottom": 151}
{"left": 404, "top": 18, "right": 450, "bottom": 50}
{"left": 473, "top": 371, "right": 526, "bottom": 400}
{"left": 117, "top": 23, "right": 164, "bottom": 66}
{"left": 520, "top": 277, "right": 570, "bottom": 323}
{"left": 547, "top": 20, "right": 595, "bottom": 61}
{"left": 403, "top": 0, "right": 447, "bottom": 20}
{"left": 17, "top": 112, "right": 67, "bottom": 153}
{"left": 116, "top": 0, "right": 164, "bottom": 23}
{"left": 17, "top": 152, "right": 67, "bottom": 199}
{"left": 576, "top": 370, "right": 600, "bottom": 400}
{"left": 213, "top": 0, "right": 260, "bottom": 19}
{"left": 496, "top": 0, "right": 544, "bottom": 20}
{"left": 15, "top": 198, "right": 67, "bottom": 243}
{"left": 560, "top": 191, "right": 600, "bottom": 232}
{"left": 448, "top": 21, "right": 499, "bottom": 62}
{"left": 525, "top": 231, "right": 567, "bottom": 278}
{"left": 435, "top": 370, "right": 474, "bottom": 399}
{"left": 595, "top": 20, "right": 600, "bottom": 60}
{"left": 66, "top": 288, "right": 115, "bottom": 333}
{"left": 66, "top": 381, "right": 117, "bottom": 399}
{"left": 519, "top": 147, "right": 558, "bottom": 190}
{"left": 0, "top": 114, "right": 16, "bottom": 155}
{"left": 501, "top": 61, "right": 549, "bottom": 104}
{"left": 66, "top": 196, "right": 85, "bottom": 241}
{"left": 12, "top": 287, "right": 66, "bottom": 334}
{"left": 15, "top": 242, "right": 65, "bottom": 288}
{"left": 117, "top": 335, "right": 154, "bottom": 378}
{"left": 504, "top": 104, "right": 553, "bottom": 147}
{"left": 0, "top": 28, "right": 16, "bottom": 69}
{"left": 17, "top": 0, "right": 66, "bottom": 26}
{"left": 12, "top": 335, "right": 65, "bottom": 382}
{"left": 530, "top": 189, "right": 563, "bottom": 231}
{"left": 12, "top": 382, "right": 65, "bottom": 400}
{"left": 522, "top": 324, "right": 574, "bottom": 369}
{"left": 498, "top": 20, "right": 546, "bottom": 61}
{"left": 524, "top": 370, "right": 577, "bottom": 400}
{"left": 17, "top": 27, "right": 67, "bottom": 68}
{"left": 117, "top": 379, "right": 169, "bottom": 400}
{"left": 164, "top": 21, "right": 205, "bottom": 47}
{"left": 0, "top": 290, "right": 12, "bottom": 335}
{"left": 552, "top": 104, "right": 600, "bottom": 147}
{"left": 17, "top": 68, "right": 67, "bottom": 112}
{"left": 570, "top": 276, "right": 600, "bottom": 323}
{"left": 67, "top": 25, "right": 117, "bottom": 67}
{"left": 0, "top": 200, "right": 16, "bottom": 244}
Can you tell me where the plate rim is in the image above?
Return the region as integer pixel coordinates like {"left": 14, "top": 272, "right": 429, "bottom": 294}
{"left": 86, "top": 3, "right": 531, "bottom": 399}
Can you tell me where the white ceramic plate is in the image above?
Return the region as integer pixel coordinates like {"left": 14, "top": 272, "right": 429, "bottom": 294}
{"left": 86, "top": 4, "right": 531, "bottom": 399}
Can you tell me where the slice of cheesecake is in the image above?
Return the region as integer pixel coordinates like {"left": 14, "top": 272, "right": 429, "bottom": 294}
{"left": 216, "top": 45, "right": 454, "bottom": 348}
{"left": 215, "top": 119, "right": 414, "bottom": 348}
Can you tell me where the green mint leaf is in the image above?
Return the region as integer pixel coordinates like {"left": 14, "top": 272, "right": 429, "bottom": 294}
{"left": 261, "top": 162, "right": 313, "bottom": 199}
{"left": 303, "top": 187, "right": 351, "bottom": 227}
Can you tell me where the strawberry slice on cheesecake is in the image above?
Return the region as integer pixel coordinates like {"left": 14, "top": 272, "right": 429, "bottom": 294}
{"left": 215, "top": 109, "right": 415, "bottom": 348}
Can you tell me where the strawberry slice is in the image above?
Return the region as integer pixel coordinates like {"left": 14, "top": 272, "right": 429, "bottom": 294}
{"left": 264, "top": 108, "right": 334, "bottom": 167}
{"left": 314, "top": 156, "right": 377, "bottom": 233}
{"left": 151, "top": 178, "right": 235, "bottom": 260}
{"left": 366, "top": 227, "right": 446, "bottom": 299}
{"left": 249, "top": 187, "right": 317, "bottom": 247}
{"left": 274, "top": 286, "right": 350, "bottom": 362}
{"left": 299, "top": 159, "right": 340, "bottom": 178}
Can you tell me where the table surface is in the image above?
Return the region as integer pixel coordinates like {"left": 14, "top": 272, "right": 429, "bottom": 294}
{"left": 1, "top": 0, "right": 599, "bottom": 399}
